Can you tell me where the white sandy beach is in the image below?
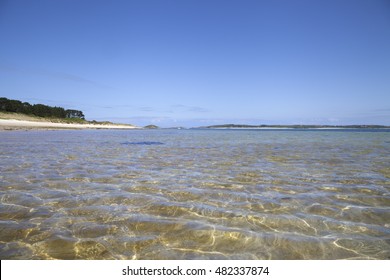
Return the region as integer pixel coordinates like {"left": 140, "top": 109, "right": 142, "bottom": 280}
{"left": 0, "top": 119, "right": 139, "bottom": 130}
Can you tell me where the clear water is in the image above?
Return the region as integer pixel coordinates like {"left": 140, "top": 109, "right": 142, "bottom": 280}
{"left": 0, "top": 129, "right": 389, "bottom": 259}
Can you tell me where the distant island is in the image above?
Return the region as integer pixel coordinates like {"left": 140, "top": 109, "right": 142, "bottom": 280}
{"left": 144, "top": 124, "right": 159, "bottom": 129}
{"left": 199, "top": 124, "right": 390, "bottom": 129}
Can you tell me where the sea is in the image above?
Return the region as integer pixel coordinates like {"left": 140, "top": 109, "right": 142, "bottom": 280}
{"left": 0, "top": 129, "right": 389, "bottom": 259}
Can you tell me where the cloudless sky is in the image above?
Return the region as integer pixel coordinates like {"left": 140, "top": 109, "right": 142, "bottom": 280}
{"left": 1, "top": 0, "right": 390, "bottom": 127}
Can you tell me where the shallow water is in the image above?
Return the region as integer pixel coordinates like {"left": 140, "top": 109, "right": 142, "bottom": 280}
{"left": 0, "top": 129, "right": 389, "bottom": 259}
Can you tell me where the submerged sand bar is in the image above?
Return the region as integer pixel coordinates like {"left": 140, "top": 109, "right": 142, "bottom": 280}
{"left": 0, "top": 119, "right": 139, "bottom": 130}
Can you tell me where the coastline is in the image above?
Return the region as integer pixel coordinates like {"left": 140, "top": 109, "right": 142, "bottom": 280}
{"left": 0, "top": 118, "right": 139, "bottom": 130}
{"left": 201, "top": 124, "right": 390, "bottom": 130}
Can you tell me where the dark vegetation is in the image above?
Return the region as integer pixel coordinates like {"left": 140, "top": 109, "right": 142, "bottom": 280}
{"left": 144, "top": 124, "right": 159, "bottom": 129}
{"left": 0, "top": 97, "right": 85, "bottom": 120}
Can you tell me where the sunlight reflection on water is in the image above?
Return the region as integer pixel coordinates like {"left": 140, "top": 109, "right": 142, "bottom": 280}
{"left": 0, "top": 129, "right": 389, "bottom": 259}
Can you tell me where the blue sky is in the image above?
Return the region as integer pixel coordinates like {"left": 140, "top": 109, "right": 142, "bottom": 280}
{"left": 1, "top": 0, "right": 390, "bottom": 127}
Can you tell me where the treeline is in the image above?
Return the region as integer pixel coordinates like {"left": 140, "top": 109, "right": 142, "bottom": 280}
{"left": 0, "top": 97, "right": 85, "bottom": 119}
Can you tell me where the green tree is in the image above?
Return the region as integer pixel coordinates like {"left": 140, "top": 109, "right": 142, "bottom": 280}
{"left": 65, "top": 109, "right": 85, "bottom": 119}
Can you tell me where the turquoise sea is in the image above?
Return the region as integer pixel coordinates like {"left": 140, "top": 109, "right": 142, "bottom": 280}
{"left": 0, "top": 129, "right": 389, "bottom": 259}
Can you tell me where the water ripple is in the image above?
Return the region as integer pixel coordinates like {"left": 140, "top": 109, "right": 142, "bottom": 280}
{"left": 1, "top": 129, "right": 389, "bottom": 259}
